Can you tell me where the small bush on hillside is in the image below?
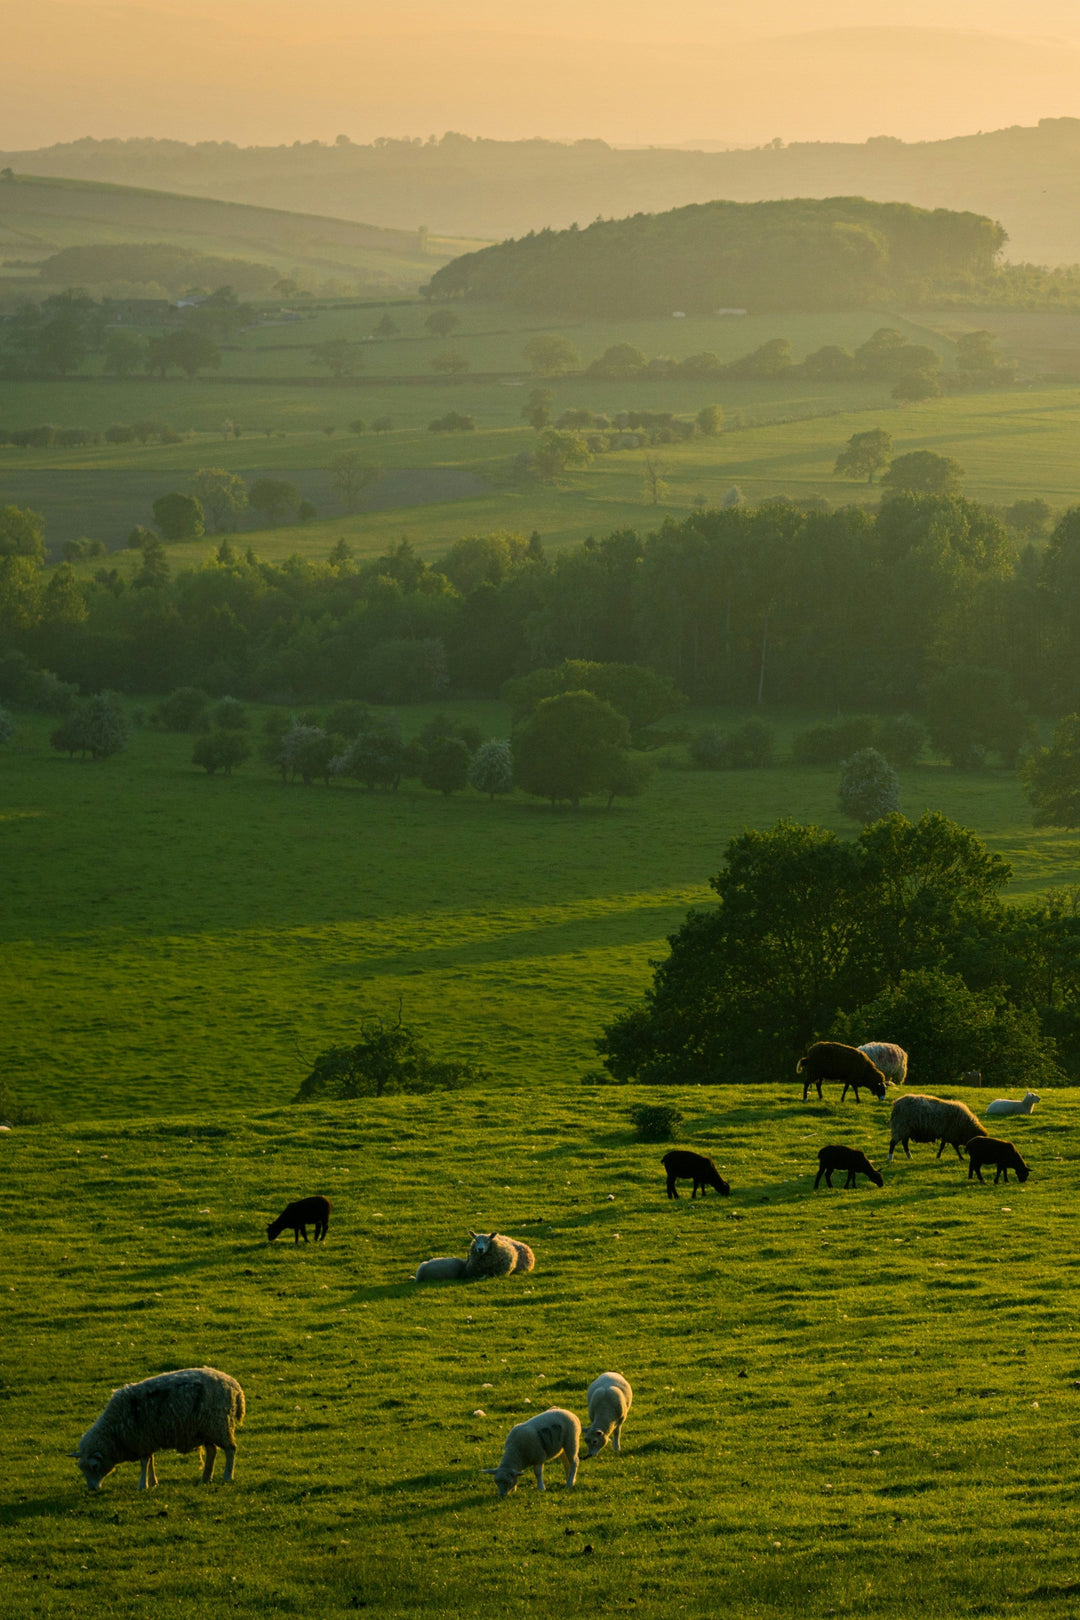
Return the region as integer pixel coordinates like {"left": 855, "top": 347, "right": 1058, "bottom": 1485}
{"left": 876, "top": 714, "right": 927, "bottom": 767}
{"left": 154, "top": 686, "right": 210, "bottom": 732}
{"left": 690, "top": 719, "right": 775, "bottom": 769}
{"left": 0, "top": 652, "right": 77, "bottom": 714}
{"left": 192, "top": 731, "right": 250, "bottom": 775}
{"left": 208, "top": 696, "right": 247, "bottom": 731}
{"left": 840, "top": 748, "right": 901, "bottom": 824}
{"left": 50, "top": 692, "right": 128, "bottom": 760}
{"left": 792, "top": 716, "right": 879, "bottom": 766}
{"left": 629, "top": 1102, "right": 683, "bottom": 1141}
{"left": 428, "top": 411, "right": 476, "bottom": 433}
{"left": 468, "top": 738, "right": 514, "bottom": 799}
{"left": 0, "top": 706, "right": 15, "bottom": 744}
{"left": 293, "top": 1022, "right": 488, "bottom": 1102}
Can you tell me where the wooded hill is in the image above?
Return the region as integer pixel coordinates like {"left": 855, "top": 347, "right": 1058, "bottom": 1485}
{"left": 9, "top": 120, "right": 1080, "bottom": 263}
{"left": 426, "top": 198, "right": 1005, "bottom": 317}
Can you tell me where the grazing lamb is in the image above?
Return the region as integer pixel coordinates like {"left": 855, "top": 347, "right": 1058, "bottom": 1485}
{"left": 888, "top": 1094, "right": 988, "bottom": 1161}
{"left": 857, "top": 1042, "right": 908, "bottom": 1087}
{"left": 464, "top": 1231, "right": 535, "bottom": 1278}
{"left": 584, "top": 1373, "right": 633, "bottom": 1457}
{"left": 73, "top": 1367, "right": 245, "bottom": 1492}
{"left": 796, "top": 1042, "right": 887, "bottom": 1103}
{"left": 814, "top": 1145, "right": 884, "bottom": 1190}
{"left": 966, "top": 1136, "right": 1030, "bottom": 1184}
{"left": 413, "top": 1256, "right": 468, "bottom": 1282}
{"left": 482, "top": 1408, "right": 581, "bottom": 1496}
{"left": 662, "top": 1149, "right": 730, "bottom": 1200}
{"left": 985, "top": 1091, "right": 1040, "bottom": 1118}
{"left": 266, "top": 1195, "right": 332, "bottom": 1244}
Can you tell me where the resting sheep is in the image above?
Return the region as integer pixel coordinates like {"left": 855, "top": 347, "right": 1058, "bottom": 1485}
{"left": 464, "top": 1231, "right": 535, "bottom": 1279}
{"left": 267, "top": 1195, "right": 332, "bottom": 1244}
{"left": 985, "top": 1091, "right": 1040, "bottom": 1118}
{"left": 888, "top": 1094, "right": 988, "bottom": 1161}
{"left": 413, "top": 1256, "right": 468, "bottom": 1282}
{"left": 482, "top": 1408, "right": 581, "bottom": 1496}
{"left": 814, "top": 1145, "right": 884, "bottom": 1190}
{"left": 966, "top": 1136, "right": 1030, "bottom": 1184}
{"left": 662, "top": 1149, "right": 730, "bottom": 1200}
{"left": 73, "top": 1367, "right": 245, "bottom": 1492}
{"left": 857, "top": 1042, "right": 908, "bottom": 1087}
{"left": 584, "top": 1373, "right": 633, "bottom": 1457}
{"left": 797, "top": 1042, "right": 887, "bottom": 1103}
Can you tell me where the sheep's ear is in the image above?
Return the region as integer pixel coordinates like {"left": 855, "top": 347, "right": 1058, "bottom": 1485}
{"left": 487, "top": 1231, "right": 497, "bottom": 1240}
{"left": 480, "top": 1467, "right": 498, "bottom": 1475}
{"left": 468, "top": 1229, "right": 478, "bottom": 1238}
{"left": 66, "top": 1450, "right": 80, "bottom": 1458}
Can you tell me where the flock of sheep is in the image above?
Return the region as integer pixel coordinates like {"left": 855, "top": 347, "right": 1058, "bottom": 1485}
{"left": 70, "top": 1037, "right": 1040, "bottom": 1497}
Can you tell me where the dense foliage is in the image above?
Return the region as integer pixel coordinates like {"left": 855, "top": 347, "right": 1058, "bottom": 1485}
{"left": 293, "top": 1021, "right": 488, "bottom": 1101}
{"left": 427, "top": 197, "right": 1005, "bottom": 315}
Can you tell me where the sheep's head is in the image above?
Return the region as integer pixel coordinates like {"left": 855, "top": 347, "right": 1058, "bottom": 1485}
{"left": 481, "top": 1465, "right": 519, "bottom": 1497}
{"left": 584, "top": 1426, "right": 607, "bottom": 1458}
{"left": 868, "top": 1168, "right": 885, "bottom": 1188}
{"left": 73, "top": 1445, "right": 112, "bottom": 1491}
{"left": 468, "top": 1230, "right": 496, "bottom": 1256}
{"left": 1015, "top": 1161, "right": 1031, "bottom": 1183}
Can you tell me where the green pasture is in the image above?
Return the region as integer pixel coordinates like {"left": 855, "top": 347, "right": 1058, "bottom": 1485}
{"left": 1, "top": 705, "right": 1076, "bottom": 1124}
{"left": 2, "top": 1080, "right": 1078, "bottom": 1619}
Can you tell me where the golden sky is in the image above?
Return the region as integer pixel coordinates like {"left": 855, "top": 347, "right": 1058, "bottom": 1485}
{"left": 5, "top": 0, "right": 1080, "bottom": 148}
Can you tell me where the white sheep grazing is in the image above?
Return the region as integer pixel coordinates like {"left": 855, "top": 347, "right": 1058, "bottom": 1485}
{"left": 888, "top": 1094, "right": 987, "bottom": 1162}
{"left": 857, "top": 1042, "right": 908, "bottom": 1088}
{"left": 985, "top": 1091, "right": 1040, "bottom": 1118}
{"left": 73, "top": 1367, "right": 245, "bottom": 1492}
{"left": 464, "top": 1230, "right": 535, "bottom": 1279}
{"left": 482, "top": 1408, "right": 581, "bottom": 1496}
{"left": 584, "top": 1372, "right": 633, "bottom": 1458}
{"left": 413, "top": 1256, "right": 468, "bottom": 1282}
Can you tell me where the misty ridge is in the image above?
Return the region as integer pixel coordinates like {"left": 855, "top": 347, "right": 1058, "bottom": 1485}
{"left": 6, "top": 119, "right": 1080, "bottom": 263}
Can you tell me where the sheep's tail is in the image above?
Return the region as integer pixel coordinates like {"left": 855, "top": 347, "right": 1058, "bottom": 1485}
{"left": 795, "top": 1055, "right": 806, "bottom": 1073}
{"left": 235, "top": 1384, "right": 246, "bottom": 1426}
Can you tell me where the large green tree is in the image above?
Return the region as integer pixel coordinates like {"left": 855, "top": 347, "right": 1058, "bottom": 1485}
{"left": 1022, "top": 715, "right": 1080, "bottom": 828}
{"left": 513, "top": 689, "right": 630, "bottom": 807}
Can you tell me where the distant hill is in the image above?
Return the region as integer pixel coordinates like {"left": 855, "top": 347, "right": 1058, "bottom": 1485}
{"left": 0, "top": 173, "right": 480, "bottom": 295}
{"left": 428, "top": 198, "right": 1004, "bottom": 316}
{"left": 6, "top": 121, "right": 1080, "bottom": 263}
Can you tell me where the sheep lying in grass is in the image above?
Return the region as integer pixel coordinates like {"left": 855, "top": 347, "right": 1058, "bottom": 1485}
{"left": 482, "top": 1408, "right": 581, "bottom": 1496}
{"left": 857, "top": 1042, "right": 908, "bottom": 1087}
{"left": 966, "top": 1136, "right": 1031, "bottom": 1184}
{"left": 814, "top": 1145, "right": 884, "bottom": 1189}
{"left": 985, "top": 1091, "right": 1040, "bottom": 1118}
{"left": 73, "top": 1367, "right": 245, "bottom": 1492}
{"left": 584, "top": 1373, "right": 633, "bottom": 1457}
{"left": 888, "top": 1094, "right": 987, "bottom": 1162}
{"left": 797, "top": 1042, "right": 887, "bottom": 1103}
{"left": 413, "top": 1256, "right": 468, "bottom": 1282}
{"left": 464, "top": 1231, "right": 535, "bottom": 1279}
{"left": 662, "top": 1149, "right": 730, "bottom": 1200}
{"left": 266, "top": 1195, "right": 332, "bottom": 1243}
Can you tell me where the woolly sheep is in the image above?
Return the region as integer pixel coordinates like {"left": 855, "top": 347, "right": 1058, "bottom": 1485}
{"left": 888, "top": 1093, "right": 988, "bottom": 1162}
{"left": 662, "top": 1149, "right": 730, "bottom": 1200}
{"left": 482, "top": 1408, "right": 581, "bottom": 1496}
{"left": 266, "top": 1195, "right": 332, "bottom": 1244}
{"left": 413, "top": 1256, "right": 468, "bottom": 1282}
{"left": 857, "top": 1042, "right": 908, "bottom": 1087}
{"left": 985, "top": 1092, "right": 1040, "bottom": 1118}
{"left": 73, "top": 1367, "right": 245, "bottom": 1492}
{"left": 583, "top": 1373, "right": 633, "bottom": 1458}
{"left": 464, "top": 1230, "right": 535, "bottom": 1279}
{"left": 814, "top": 1145, "right": 884, "bottom": 1190}
{"left": 966, "top": 1136, "right": 1031, "bottom": 1184}
{"left": 797, "top": 1042, "right": 887, "bottom": 1103}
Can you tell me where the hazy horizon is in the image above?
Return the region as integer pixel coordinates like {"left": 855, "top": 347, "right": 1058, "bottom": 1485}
{"left": 6, "top": 1, "right": 1080, "bottom": 151}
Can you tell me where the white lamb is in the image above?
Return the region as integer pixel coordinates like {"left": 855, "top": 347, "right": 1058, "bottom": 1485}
{"left": 464, "top": 1230, "right": 535, "bottom": 1279}
{"left": 482, "top": 1408, "right": 581, "bottom": 1496}
{"left": 583, "top": 1372, "right": 633, "bottom": 1458}
{"left": 73, "top": 1366, "right": 245, "bottom": 1492}
{"left": 413, "top": 1256, "right": 468, "bottom": 1282}
{"left": 857, "top": 1042, "right": 908, "bottom": 1088}
{"left": 985, "top": 1091, "right": 1040, "bottom": 1118}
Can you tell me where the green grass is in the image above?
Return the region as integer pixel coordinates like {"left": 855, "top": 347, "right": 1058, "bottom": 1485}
{"left": 2, "top": 1081, "right": 1078, "bottom": 1618}
{"left": 2, "top": 705, "right": 1077, "bottom": 1123}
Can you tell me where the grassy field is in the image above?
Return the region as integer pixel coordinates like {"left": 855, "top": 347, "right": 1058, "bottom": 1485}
{"left": 2, "top": 1079, "right": 1077, "bottom": 1619}
{"left": 2, "top": 703, "right": 1075, "bottom": 1124}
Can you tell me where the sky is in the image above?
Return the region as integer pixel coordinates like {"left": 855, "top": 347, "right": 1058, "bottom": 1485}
{"left": 5, "top": 0, "right": 1080, "bottom": 150}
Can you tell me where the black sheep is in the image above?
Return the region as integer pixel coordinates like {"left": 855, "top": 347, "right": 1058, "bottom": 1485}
{"left": 797, "top": 1041, "right": 888, "bottom": 1103}
{"left": 267, "top": 1195, "right": 333, "bottom": 1243}
{"left": 966, "top": 1137, "right": 1030, "bottom": 1184}
{"left": 814, "top": 1145, "right": 884, "bottom": 1189}
{"left": 662, "top": 1150, "right": 730, "bottom": 1200}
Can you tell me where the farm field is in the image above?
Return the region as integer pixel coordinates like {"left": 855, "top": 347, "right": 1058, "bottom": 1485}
{"left": 1, "top": 1080, "right": 1077, "bottom": 1619}
{"left": 2, "top": 704, "right": 1076, "bottom": 1124}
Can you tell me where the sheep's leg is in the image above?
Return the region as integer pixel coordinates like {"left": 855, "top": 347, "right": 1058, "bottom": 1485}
{"left": 845, "top": 1171, "right": 856, "bottom": 1189}
{"left": 996, "top": 1166, "right": 1007, "bottom": 1184}
{"left": 667, "top": 1178, "right": 678, "bottom": 1199}
{"left": 840, "top": 1082, "right": 850, "bottom": 1102}
{"left": 222, "top": 1445, "right": 237, "bottom": 1483}
{"left": 612, "top": 1421, "right": 623, "bottom": 1453}
{"left": 201, "top": 1443, "right": 218, "bottom": 1483}
{"left": 534, "top": 1463, "right": 546, "bottom": 1491}
{"left": 814, "top": 1168, "right": 825, "bottom": 1189}
{"left": 139, "top": 1455, "right": 157, "bottom": 1490}
{"left": 968, "top": 1160, "right": 978, "bottom": 1180}
{"left": 563, "top": 1450, "right": 578, "bottom": 1489}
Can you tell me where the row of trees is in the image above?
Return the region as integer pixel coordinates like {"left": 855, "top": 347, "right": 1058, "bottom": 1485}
{"left": 0, "top": 289, "right": 254, "bottom": 379}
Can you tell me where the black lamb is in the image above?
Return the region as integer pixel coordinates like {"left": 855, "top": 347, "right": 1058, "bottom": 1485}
{"left": 662, "top": 1150, "right": 730, "bottom": 1200}
{"left": 966, "top": 1137, "right": 1030, "bottom": 1184}
{"left": 267, "top": 1195, "right": 333, "bottom": 1243}
{"left": 796, "top": 1041, "right": 887, "bottom": 1103}
{"left": 814, "top": 1145, "right": 884, "bottom": 1189}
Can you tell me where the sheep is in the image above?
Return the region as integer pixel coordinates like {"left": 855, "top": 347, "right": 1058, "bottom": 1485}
{"left": 857, "top": 1042, "right": 908, "bottom": 1087}
{"left": 887, "top": 1094, "right": 988, "bottom": 1161}
{"left": 413, "top": 1256, "right": 468, "bottom": 1282}
{"left": 73, "top": 1367, "right": 245, "bottom": 1492}
{"left": 482, "top": 1408, "right": 581, "bottom": 1496}
{"left": 985, "top": 1091, "right": 1040, "bottom": 1118}
{"left": 662, "top": 1149, "right": 730, "bottom": 1200}
{"left": 796, "top": 1041, "right": 887, "bottom": 1103}
{"left": 583, "top": 1373, "right": 633, "bottom": 1458}
{"left": 266, "top": 1195, "right": 332, "bottom": 1244}
{"left": 464, "top": 1230, "right": 535, "bottom": 1279}
{"left": 966, "top": 1136, "right": 1031, "bottom": 1184}
{"left": 814, "top": 1145, "right": 884, "bottom": 1190}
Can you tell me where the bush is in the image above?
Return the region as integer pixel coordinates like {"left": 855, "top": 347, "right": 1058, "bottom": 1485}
{"left": 839, "top": 747, "right": 901, "bottom": 824}
{"left": 293, "top": 1022, "right": 488, "bottom": 1102}
{"left": 0, "top": 705, "right": 15, "bottom": 744}
{"left": 876, "top": 714, "right": 927, "bottom": 767}
{"left": 49, "top": 692, "right": 128, "bottom": 760}
{"left": 468, "top": 739, "right": 514, "bottom": 799}
{"left": 192, "top": 731, "right": 250, "bottom": 775}
{"left": 209, "top": 696, "right": 247, "bottom": 731}
{"left": 153, "top": 686, "right": 210, "bottom": 732}
{"left": 362, "top": 638, "right": 449, "bottom": 704}
{"left": 688, "top": 725, "right": 728, "bottom": 769}
{"left": 279, "top": 724, "right": 335, "bottom": 784}
{"left": 428, "top": 411, "right": 476, "bottom": 432}
{"left": 792, "top": 716, "right": 879, "bottom": 766}
{"left": 628, "top": 1102, "right": 683, "bottom": 1141}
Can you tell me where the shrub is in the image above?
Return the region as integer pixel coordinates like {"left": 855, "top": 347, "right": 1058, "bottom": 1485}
{"left": 792, "top": 716, "right": 879, "bottom": 766}
{"left": 279, "top": 724, "right": 335, "bottom": 784}
{"left": 50, "top": 692, "right": 128, "bottom": 760}
{"left": 688, "top": 725, "right": 728, "bottom": 768}
{"left": 0, "top": 705, "right": 15, "bottom": 744}
{"left": 429, "top": 411, "right": 476, "bottom": 432}
{"left": 192, "top": 731, "right": 250, "bottom": 775}
{"left": 468, "top": 739, "right": 514, "bottom": 799}
{"left": 293, "top": 1022, "right": 488, "bottom": 1102}
{"left": 153, "top": 686, "right": 210, "bottom": 732}
{"left": 876, "top": 714, "right": 927, "bottom": 767}
{"left": 839, "top": 747, "right": 901, "bottom": 824}
{"left": 629, "top": 1102, "right": 683, "bottom": 1141}
{"left": 208, "top": 696, "right": 247, "bottom": 731}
